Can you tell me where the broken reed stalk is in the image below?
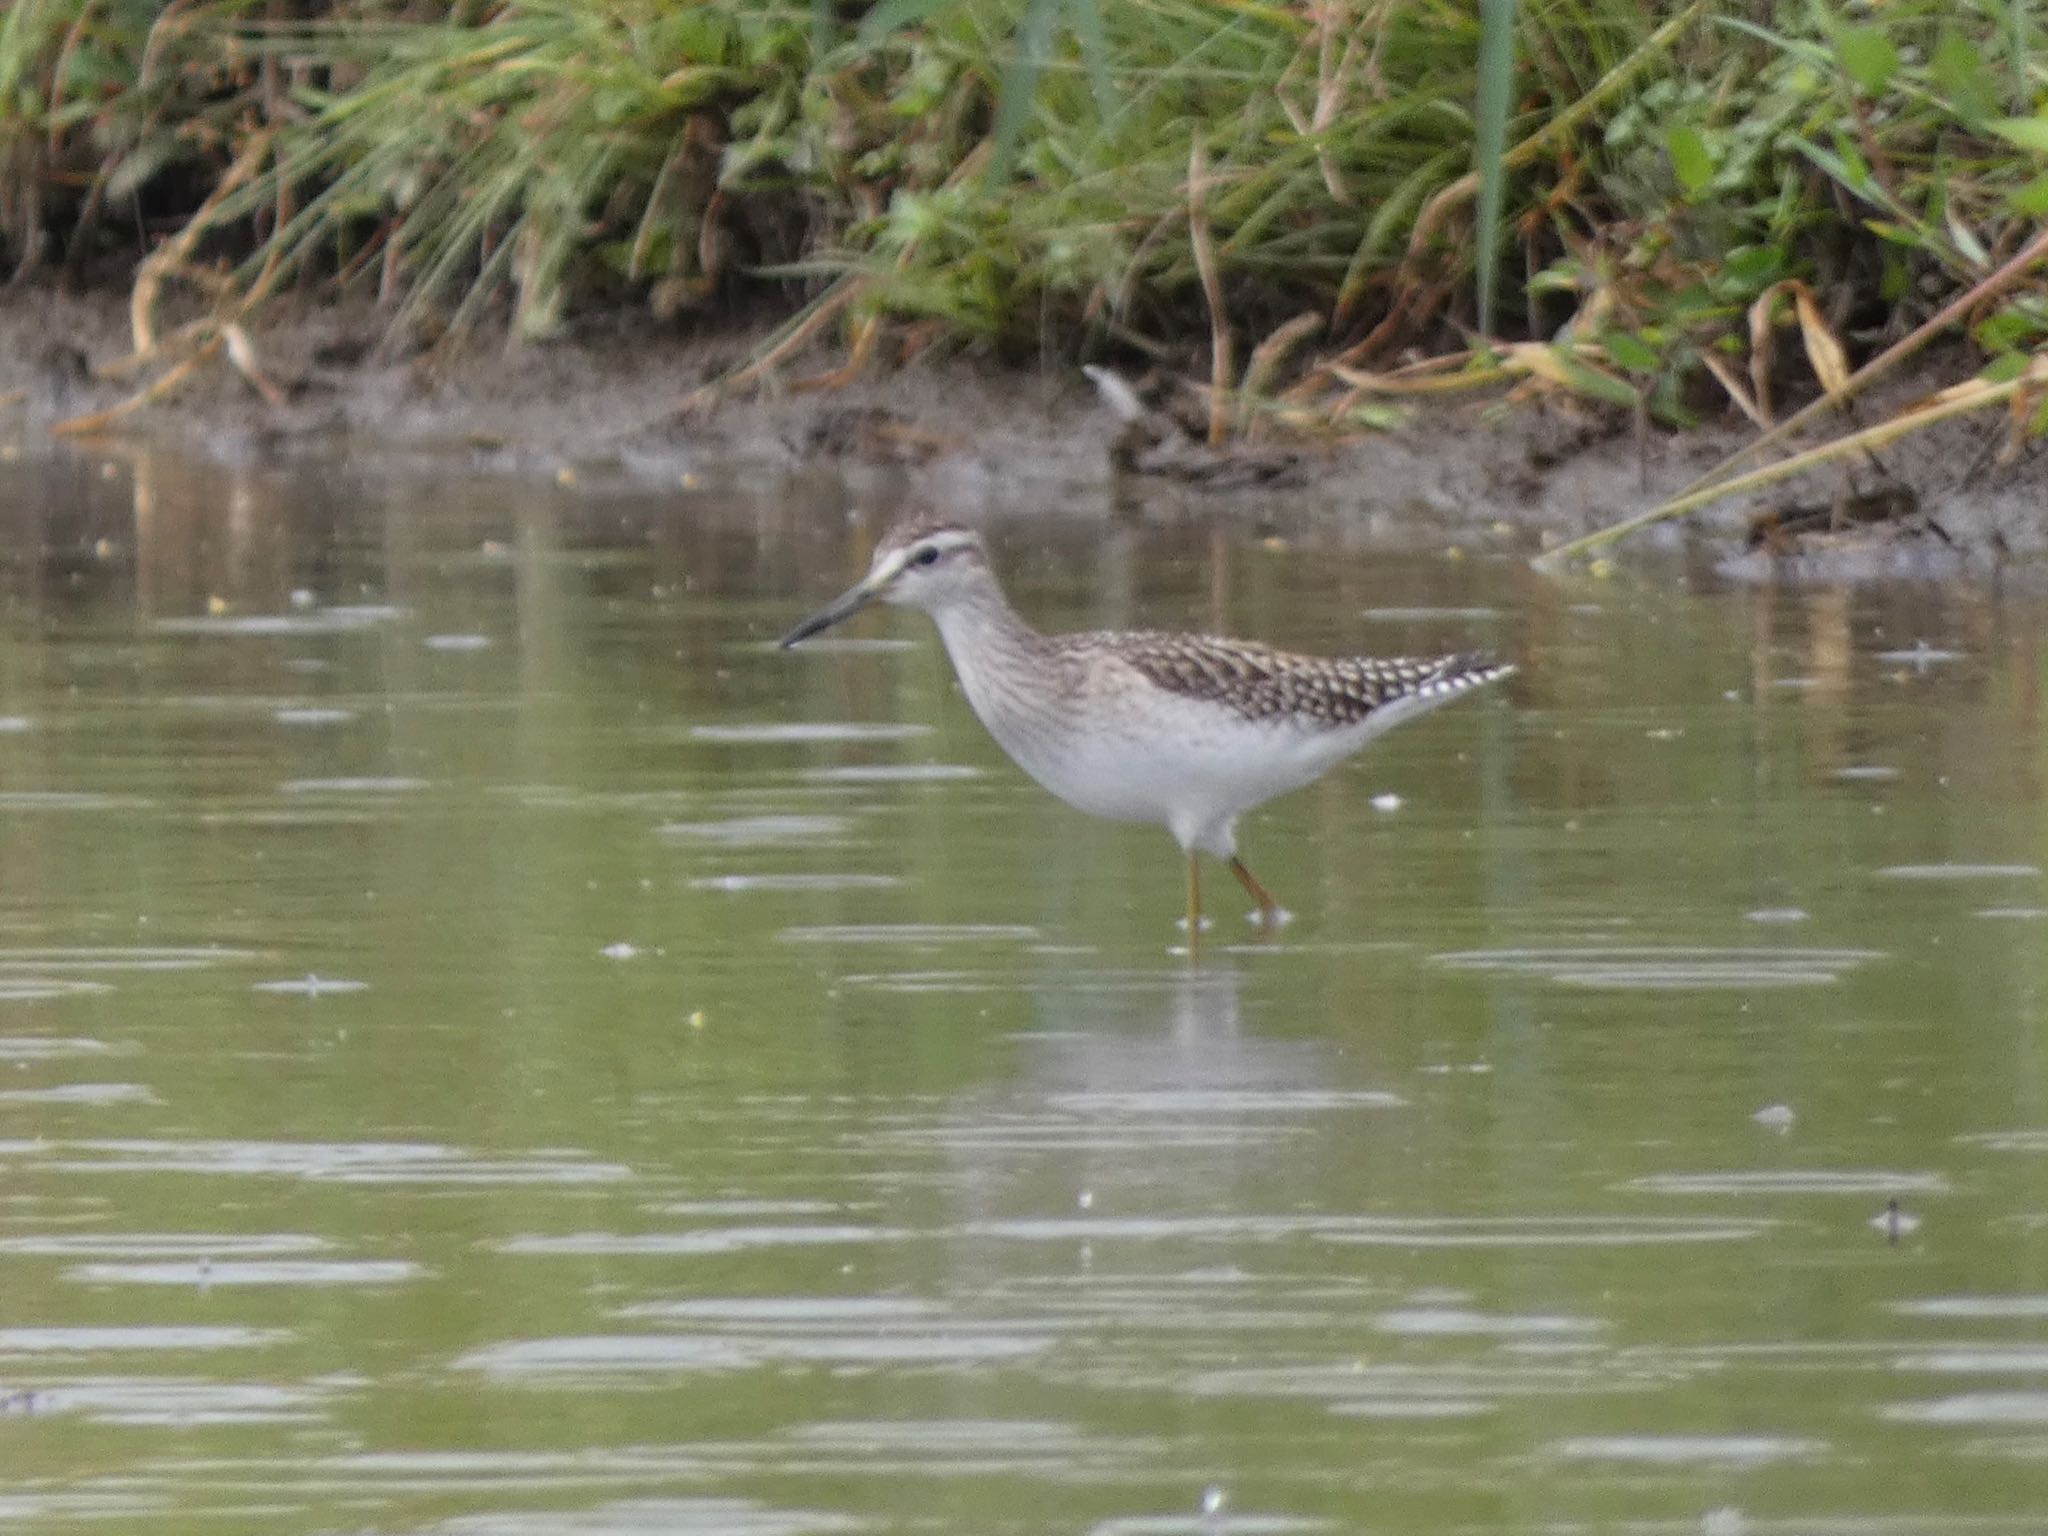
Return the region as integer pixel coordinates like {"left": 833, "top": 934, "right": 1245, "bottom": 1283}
{"left": 1540, "top": 223, "right": 2048, "bottom": 567}
{"left": 672, "top": 273, "right": 870, "bottom": 413}
{"left": 1187, "top": 138, "right": 1233, "bottom": 448}
{"left": 1240, "top": 312, "right": 1324, "bottom": 405}
{"left": 51, "top": 340, "right": 223, "bottom": 437}
{"left": 1533, "top": 362, "right": 2045, "bottom": 566}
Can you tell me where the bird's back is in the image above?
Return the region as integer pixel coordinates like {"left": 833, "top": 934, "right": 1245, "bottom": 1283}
{"left": 1051, "top": 630, "right": 1513, "bottom": 735}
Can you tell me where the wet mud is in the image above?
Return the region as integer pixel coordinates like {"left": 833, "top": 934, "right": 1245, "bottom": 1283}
{"left": 5, "top": 287, "right": 2048, "bottom": 570}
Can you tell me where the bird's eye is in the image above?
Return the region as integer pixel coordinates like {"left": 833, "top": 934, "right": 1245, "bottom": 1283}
{"left": 911, "top": 546, "right": 941, "bottom": 568}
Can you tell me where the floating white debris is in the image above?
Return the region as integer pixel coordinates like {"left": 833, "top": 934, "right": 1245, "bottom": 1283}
{"left": 600, "top": 943, "right": 639, "bottom": 960}
{"left": 1834, "top": 765, "right": 1899, "bottom": 782}
{"left": 1751, "top": 1104, "right": 1796, "bottom": 1132}
{"left": 0, "top": 716, "right": 31, "bottom": 734}
{"left": 252, "top": 976, "right": 368, "bottom": 998}
{"left": 273, "top": 707, "right": 355, "bottom": 727}
{"left": 288, "top": 589, "right": 317, "bottom": 609}
{"left": 1370, "top": 793, "right": 1403, "bottom": 812}
{"left": 1744, "top": 907, "right": 1808, "bottom": 925}
{"left": 423, "top": 633, "right": 492, "bottom": 652}
{"left": 279, "top": 777, "right": 429, "bottom": 796}
{"left": 690, "top": 873, "right": 903, "bottom": 893}
{"left": 1875, "top": 643, "right": 1963, "bottom": 666}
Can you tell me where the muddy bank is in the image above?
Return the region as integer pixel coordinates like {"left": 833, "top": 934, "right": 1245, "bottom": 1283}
{"left": 4, "top": 288, "right": 2044, "bottom": 568}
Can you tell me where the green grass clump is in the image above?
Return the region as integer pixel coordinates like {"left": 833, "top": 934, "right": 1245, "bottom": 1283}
{"left": 4, "top": 0, "right": 2048, "bottom": 430}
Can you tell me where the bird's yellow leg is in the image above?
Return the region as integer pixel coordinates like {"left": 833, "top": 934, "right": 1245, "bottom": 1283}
{"left": 1185, "top": 851, "right": 1203, "bottom": 945}
{"left": 1230, "top": 857, "right": 1283, "bottom": 927}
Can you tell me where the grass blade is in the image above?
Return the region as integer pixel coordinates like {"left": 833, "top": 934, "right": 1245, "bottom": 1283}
{"left": 1473, "top": 0, "right": 1516, "bottom": 337}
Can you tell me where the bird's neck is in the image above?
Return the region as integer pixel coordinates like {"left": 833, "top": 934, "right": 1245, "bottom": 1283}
{"left": 929, "top": 572, "right": 1049, "bottom": 697}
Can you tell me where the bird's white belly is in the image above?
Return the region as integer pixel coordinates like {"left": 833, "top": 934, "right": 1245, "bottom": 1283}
{"left": 982, "top": 690, "right": 1368, "bottom": 848}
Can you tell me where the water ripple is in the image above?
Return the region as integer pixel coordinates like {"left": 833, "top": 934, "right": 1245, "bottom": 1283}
{"left": 13, "top": 1377, "right": 332, "bottom": 1426}
{"left": 1893, "top": 1296, "right": 2048, "bottom": 1320}
{"left": 398, "top": 1497, "right": 862, "bottom": 1535}
{"left": 14, "top": 1140, "right": 629, "bottom": 1185}
{"left": 1550, "top": 1434, "right": 1826, "bottom": 1465}
{"left": 1043, "top": 1089, "right": 1403, "bottom": 1115}
{"left": 154, "top": 609, "right": 400, "bottom": 636}
{"left": 659, "top": 816, "right": 855, "bottom": 846}
{"left": 0, "top": 1040, "right": 114, "bottom": 1064}
{"left": 778, "top": 924, "right": 1040, "bottom": 945}
{"left": 499, "top": 1226, "right": 905, "bottom": 1258}
{"left": 0, "top": 1083, "right": 156, "bottom": 1106}
{"left": 1624, "top": 1170, "right": 1948, "bottom": 1196}
{"left": 690, "top": 874, "right": 903, "bottom": 894}
{"left": 687, "top": 722, "right": 930, "bottom": 745}
{"left": 1430, "top": 945, "right": 1883, "bottom": 989}
{"left": 1881, "top": 1393, "right": 2048, "bottom": 1425}
{"left": 0, "top": 980, "right": 113, "bottom": 1003}
{"left": 65, "top": 1259, "right": 424, "bottom": 1287}
{"left": 1372, "top": 1307, "right": 1604, "bottom": 1336}
{"left": 0, "top": 945, "right": 259, "bottom": 973}
{"left": 0, "top": 1325, "right": 289, "bottom": 1353}
{"left": 1878, "top": 864, "right": 2041, "bottom": 881}
{"left": 1957, "top": 1130, "right": 2048, "bottom": 1154}
{"left": 0, "top": 1233, "right": 327, "bottom": 1259}
{"left": 0, "top": 792, "right": 156, "bottom": 813}
{"left": 460, "top": 1321, "right": 1051, "bottom": 1378}
{"left": 800, "top": 764, "right": 981, "bottom": 784}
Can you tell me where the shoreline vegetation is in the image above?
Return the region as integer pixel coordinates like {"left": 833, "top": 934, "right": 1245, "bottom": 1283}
{"left": 5, "top": 0, "right": 2048, "bottom": 557}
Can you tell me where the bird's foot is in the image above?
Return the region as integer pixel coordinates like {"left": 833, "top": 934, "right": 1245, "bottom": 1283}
{"left": 1176, "top": 914, "right": 1215, "bottom": 934}
{"left": 1248, "top": 906, "right": 1294, "bottom": 930}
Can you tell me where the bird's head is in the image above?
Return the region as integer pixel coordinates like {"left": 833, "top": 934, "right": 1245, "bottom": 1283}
{"left": 779, "top": 520, "right": 990, "bottom": 647}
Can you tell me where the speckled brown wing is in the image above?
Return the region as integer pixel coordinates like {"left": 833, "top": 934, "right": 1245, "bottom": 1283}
{"left": 1077, "top": 633, "right": 1512, "bottom": 728}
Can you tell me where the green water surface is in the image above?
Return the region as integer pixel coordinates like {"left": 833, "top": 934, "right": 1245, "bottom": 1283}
{"left": 1, "top": 446, "right": 2045, "bottom": 1536}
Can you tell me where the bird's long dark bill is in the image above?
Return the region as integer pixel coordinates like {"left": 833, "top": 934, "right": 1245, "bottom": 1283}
{"left": 778, "top": 578, "right": 879, "bottom": 648}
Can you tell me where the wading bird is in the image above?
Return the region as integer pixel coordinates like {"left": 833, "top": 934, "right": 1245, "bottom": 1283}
{"left": 781, "top": 520, "right": 1513, "bottom": 937}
